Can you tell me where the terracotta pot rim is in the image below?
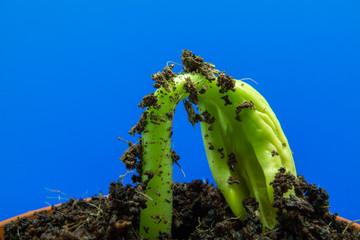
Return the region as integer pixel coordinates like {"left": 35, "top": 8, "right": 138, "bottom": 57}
{"left": 1, "top": 198, "right": 359, "bottom": 238}
{"left": 0, "top": 196, "right": 107, "bottom": 239}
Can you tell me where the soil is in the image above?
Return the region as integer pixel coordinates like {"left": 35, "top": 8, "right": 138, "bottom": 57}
{"left": 3, "top": 170, "right": 360, "bottom": 239}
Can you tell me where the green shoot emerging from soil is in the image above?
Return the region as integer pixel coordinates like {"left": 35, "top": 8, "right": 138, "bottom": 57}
{"left": 127, "top": 50, "right": 297, "bottom": 239}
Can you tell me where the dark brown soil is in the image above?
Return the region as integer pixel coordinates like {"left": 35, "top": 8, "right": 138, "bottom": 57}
{"left": 4, "top": 170, "right": 360, "bottom": 239}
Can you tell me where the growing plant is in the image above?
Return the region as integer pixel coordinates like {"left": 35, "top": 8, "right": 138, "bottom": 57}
{"left": 125, "top": 50, "right": 296, "bottom": 239}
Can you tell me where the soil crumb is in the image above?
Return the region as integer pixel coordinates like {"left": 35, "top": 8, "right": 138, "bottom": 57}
{"left": 151, "top": 65, "right": 176, "bottom": 92}
{"left": 227, "top": 153, "right": 237, "bottom": 171}
{"left": 220, "top": 95, "right": 233, "bottom": 106}
{"left": 129, "top": 110, "right": 148, "bottom": 136}
{"left": 181, "top": 49, "right": 220, "bottom": 81}
{"left": 138, "top": 93, "right": 160, "bottom": 109}
{"left": 216, "top": 72, "right": 236, "bottom": 93}
{"left": 183, "top": 100, "right": 202, "bottom": 127}
{"left": 227, "top": 176, "right": 240, "bottom": 185}
{"left": 182, "top": 77, "right": 199, "bottom": 105}
{"left": 201, "top": 110, "right": 215, "bottom": 131}
{"left": 235, "top": 100, "right": 256, "bottom": 121}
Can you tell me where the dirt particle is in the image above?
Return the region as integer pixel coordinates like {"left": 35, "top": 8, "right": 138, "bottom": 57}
{"left": 181, "top": 49, "right": 220, "bottom": 81}
{"left": 236, "top": 100, "right": 256, "bottom": 114}
{"left": 149, "top": 111, "right": 161, "bottom": 125}
{"left": 199, "top": 85, "right": 208, "bottom": 94}
{"left": 227, "top": 153, "right": 237, "bottom": 171}
{"left": 162, "top": 64, "right": 177, "bottom": 82}
{"left": 201, "top": 110, "right": 215, "bottom": 131}
{"left": 129, "top": 111, "right": 148, "bottom": 136}
{"left": 171, "top": 148, "right": 180, "bottom": 165}
{"left": 182, "top": 77, "right": 199, "bottom": 104}
{"left": 241, "top": 198, "right": 263, "bottom": 238}
{"left": 235, "top": 100, "right": 256, "bottom": 121}
{"left": 168, "top": 126, "right": 173, "bottom": 138}
{"left": 216, "top": 72, "right": 236, "bottom": 93}
{"left": 151, "top": 65, "right": 176, "bottom": 93}
{"left": 220, "top": 95, "right": 233, "bottom": 106}
{"left": 131, "top": 174, "right": 142, "bottom": 183}
{"left": 120, "top": 143, "right": 142, "bottom": 170}
{"left": 217, "top": 148, "right": 225, "bottom": 159}
{"left": 152, "top": 71, "right": 170, "bottom": 92}
{"left": 169, "top": 95, "right": 175, "bottom": 102}
{"left": 114, "top": 220, "right": 132, "bottom": 229}
{"left": 138, "top": 93, "right": 160, "bottom": 109}
{"left": 208, "top": 142, "right": 214, "bottom": 150}
{"left": 144, "top": 171, "right": 154, "bottom": 180}
{"left": 227, "top": 176, "right": 240, "bottom": 184}
{"left": 282, "top": 142, "right": 287, "bottom": 147}
{"left": 183, "top": 100, "right": 202, "bottom": 126}
{"left": 271, "top": 167, "right": 296, "bottom": 200}
{"left": 166, "top": 112, "right": 174, "bottom": 120}
{"left": 271, "top": 150, "right": 279, "bottom": 157}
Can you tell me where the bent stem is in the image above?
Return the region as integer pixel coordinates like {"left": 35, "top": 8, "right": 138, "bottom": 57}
{"left": 197, "top": 79, "right": 296, "bottom": 228}
{"left": 139, "top": 72, "right": 296, "bottom": 239}
{"left": 139, "top": 73, "right": 205, "bottom": 238}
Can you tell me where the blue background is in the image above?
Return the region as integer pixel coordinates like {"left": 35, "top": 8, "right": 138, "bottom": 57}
{"left": 1, "top": 1, "right": 359, "bottom": 222}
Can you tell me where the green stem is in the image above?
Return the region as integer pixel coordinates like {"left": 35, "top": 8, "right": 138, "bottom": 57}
{"left": 139, "top": 73, "right": 205, "bottom": 238}
{"left": 197, "top": 80, "right": 296, "bottom": 228}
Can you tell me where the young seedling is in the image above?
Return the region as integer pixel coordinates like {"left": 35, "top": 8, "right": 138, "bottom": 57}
{"left": 127, "top": 50, "right": 296, "bottom": 239}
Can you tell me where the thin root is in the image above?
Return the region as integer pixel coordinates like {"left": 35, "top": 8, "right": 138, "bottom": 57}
{"left": 342, "top": 219, "right": 360, "bottom": 234}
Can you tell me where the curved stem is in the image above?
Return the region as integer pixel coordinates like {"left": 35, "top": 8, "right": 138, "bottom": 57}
{"left": 198, "top": 80, "right": 296, "bottom": 228}
{"left": 139, "top": 72, "right": 296, "bottom": 238}
{"left": 139, "top": 73, "right": 206, "bottom": 238}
